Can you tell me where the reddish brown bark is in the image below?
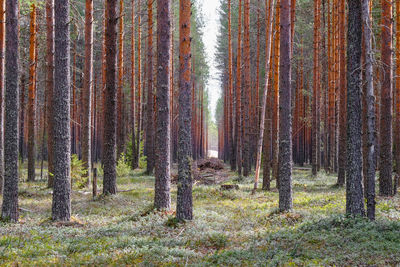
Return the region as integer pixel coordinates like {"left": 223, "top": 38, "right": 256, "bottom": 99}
{"left": 46, "top": 0, "right": 55, "bottom": 188}
{"left": 103, "top": 0, "right": 118, "bottom": 194}
{"left": 27, "top": 4, "right": 37, "bottom": 182}
{"left": 379, "top": 0, "right": 393, "bottom": 196}
{"left": 145, "top": 0, "right": 155, "bottom": 174}
{"left": 235, "top": 0, "right": 242, "bottom": 175}
{"left": 253, "top": 0, "right": 275, "bottom": 192}
{"left": 82, "top": 0, "right": 93, "bottom": 183}
{"left": 117, "top": 0, "right": 125, "bottom": 158}
{"left": 176, "top": 0, "right": 193, "bottom": 221}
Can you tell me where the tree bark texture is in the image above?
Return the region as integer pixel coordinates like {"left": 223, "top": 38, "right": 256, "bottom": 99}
{"left": 278, "top": 0, "right": 293, "bottom": 212}
{"left": 82, "top": 0, "right": 93, "bottom": 183}
{"left": 145, "top": 0, "right": 155, "bottom": 175}
{"left": 52, "top": 0, "right": 72, "bottom": 221}
{"left": 46, "top": 0, "right": 55, "bottom": 188}
{"left": 362, "top": 0, "right": 376, "bottom": 220}
{"left": 154, "top": 0, "right": 171, "bottom": 210}
{"left": 1, "top": 0, "right": 19, "bottom": 222}
{"left": 102, "top": 0, "right": 118, "bottom": 195}
{"left": 176, "top": 0, "right": 193, "bottom": 221}
{"left": 379, "top": 0, "right": 393, "bottom": 196}
{"left": 27, "top": 4, "right": 37, "bottom": 182}
{"left": 0, "top": 0, "right": 5, "bottom": 195}
{"left": 346, "top": 0, "right": 365, "bottom": 217}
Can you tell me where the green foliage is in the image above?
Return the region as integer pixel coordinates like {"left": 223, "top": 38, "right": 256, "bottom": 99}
{"left": 165, "top": 216, "right": 183, "bottom": 228}
{"left": 71, "top": 154, "right": 87, "bottom": 189}
{"left": 116, "top": 154, "right": 130, "bottom": 178}
{"left": 3, "top": 169, "right": 400, "bottom": 265}
{"left": 126, "top": 134, "right": 147, "bottom": 170}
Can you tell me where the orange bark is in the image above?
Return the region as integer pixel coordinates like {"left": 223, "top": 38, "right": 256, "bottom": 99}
{"left": 27, "top": 3, "right": 37, "bottom": 182}
{"left": 117, "top": 0, "right": 124, "bottom": 157}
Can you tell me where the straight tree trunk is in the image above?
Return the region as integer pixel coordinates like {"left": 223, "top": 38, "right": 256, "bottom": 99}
{"left": 52, "top": 0, "right": 72, "bottom": 221}
{"left": 0, "top": 0, "right": 5, "bottom": 194}
{"left": 242, "top": 0, "right": 251, "bottom": 177}
{"left": 272, "top": 0, "right": 280, "bottom": 185}
{"left": 362, "top": 0, "right": 376, "bottom": 220}
{"left": 145, "top": 0, "right": 155, "bottom": 174}
{"left": 253, "top": 0, "right": 275, "bottom": 192}
{"left": 395, "top": 0, "right": 400, "bottom": 194}
{"left": 337, "top": 0, "right": 346, "bottom": 186}
{"left": 228, "top": 0, "right": 235, "bottom": 171}
{"left": 235, "top": 0, "right": 242, "bottom": 176}
{"left": 27, "top": 4, "right": 37, "bottom": 182}
{"left": 82, "top": 0, "right": 93, "bottom": 184}
{"left": 46, "top": 0, "right": 55, "bottom": 188}
{"left": 346, "top": 0, "right": 365, "bottom": 217}
{"left": 131, "top": 0, "right": 137, "bottom": 169}
{"left": 102, "top": 0, "right": 118, "bottom": 194}
{"left": 176, "top": 0, "right": 193, "bottom": 221}
{"left": 19, "top": 74, "right": 25, "bottom": 164}
{"left": 136, "top": 0, "right": 142, "bottom": 168}
{"left": 278, "top": 0, "right": 293, "bottom": 212}
{"left": 154, "top": 0, "right": 171, "bottom": 210}
{"left": 379, "top": 0, "right": 393, "bottom": 196}
{"left": 1, "top": 0, "right": 19, "bottom": 222}
{"left": 117, "top": 0, "right": 125, "bottom": 158}
{"left": 312, "top": 0, "right": 320, "bottom": 176}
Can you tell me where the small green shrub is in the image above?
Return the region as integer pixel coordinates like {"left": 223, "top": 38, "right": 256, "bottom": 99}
{"left": 117, "top": 154, "right": 131, "bottom": 177}
{"left": 71, "top": 154, "right": 88, "bottom": 188}
{"left": 126, "top": 133, "right": 146, "bottom": 170}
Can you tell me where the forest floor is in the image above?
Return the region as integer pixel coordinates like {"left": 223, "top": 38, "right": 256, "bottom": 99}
{"left": 1, "top": 161, "right": 400, "bottom": 266}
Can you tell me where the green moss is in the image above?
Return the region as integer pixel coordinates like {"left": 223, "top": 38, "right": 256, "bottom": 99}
{"left": 1, "top": 168, "right": 400, "bottom": 265}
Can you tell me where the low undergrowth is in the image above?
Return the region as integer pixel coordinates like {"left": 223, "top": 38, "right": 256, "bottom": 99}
{"left": 0, "top": 167, "right": 400, "bottom": 266}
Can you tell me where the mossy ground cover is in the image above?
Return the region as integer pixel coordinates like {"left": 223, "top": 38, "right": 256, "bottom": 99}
{"left": 1, "top": 167, "right": 400, "bottom": 266}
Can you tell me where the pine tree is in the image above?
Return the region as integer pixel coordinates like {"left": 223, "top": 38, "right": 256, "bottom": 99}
{"left": 52, "top": 0, "right": 72, "bottom": 221}
{"left": 176, "top": 0, "right": 193, "bottom": 221}
{"left": 154, "top": 0, "right": 171, "bottom": 210}
{"left": 1, "top": 0, "right": 20, "bottom": 222}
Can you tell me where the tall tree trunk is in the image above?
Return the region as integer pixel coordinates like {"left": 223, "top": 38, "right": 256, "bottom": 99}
{"left": 19, "top": 74, "right": 25, "bottom": 163}
{"left": 362, "top": 0, "right": 376, "bottom": 220}
{"left": 1, "top": 0, "right": 19, "bottom": 222}
{"left": 154, "top": 0, "right": 171, "bottom": 210}
{"left": 46, "top": 0, "right": 55, "bottom": 188}
{"left": 312, "top": 0, "right": 320, "bottom": 176}
{"left": 136, "top": 0, "right": 142, "bottom": 168}
{"left": 346, "top": 0, "right": 365, "bottom": 217}
{"left": 176, "top": 0, "right": 193, "bottom": 221}
{"left": 27, "top": 4, "right": 37, "bottom": 182}
{"left": 145, "top": 0, "right": 155, "bottom": 174}
{"left": 379, "top": 0, "right": 393, "bottom": 196}
{"left": 395, "top": 0, "right": 400, "bottom": 194}
{"left": 102, "top": 0, "right": 118, "bottom": 194}
{"left": 242, "top": 0, "right": 251, "bottom": 177}
{"left": 52, "top": 0, "right": 72, "bottom": 221}
{"left": 278, "top": 0, "right": 292, "bottom": 212}
{"left": 235, "top": 0, "right": 242, "bottom": 176}
{"left": 337, "top": 0, "right": 346, "bottom": 186}
{"left": 82, "top": 0, "right": 93, "bottom": 185}
{"left": 253, "top": 0, "right": 275, "bottom": 192}
{"left": 228, "top": 0, "right": 235, "bottom": 171}
{"left": 131, "top": 0, "right": 137, "bottom": 169}
{"left": 272, "top": 0, "right": 280, "bottom": 185}
{"left": 117, "top": 0, "right": 125, "bottom": 158}
{"left": 0, "top": 0, "right": 5, "bottom": 194}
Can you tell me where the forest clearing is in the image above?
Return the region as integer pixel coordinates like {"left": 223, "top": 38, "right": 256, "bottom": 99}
{"left": 1, "top": 163, "right": 400, "bottom": 265}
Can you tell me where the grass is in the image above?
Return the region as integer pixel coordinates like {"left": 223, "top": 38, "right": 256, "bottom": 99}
{"left": 1, "top": 166, "right": 400, "bottom": 266}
